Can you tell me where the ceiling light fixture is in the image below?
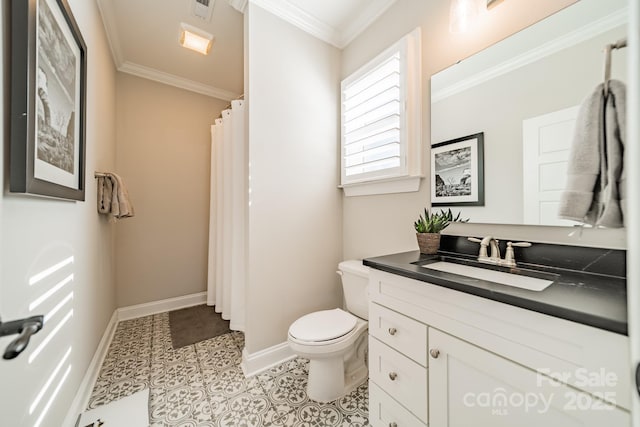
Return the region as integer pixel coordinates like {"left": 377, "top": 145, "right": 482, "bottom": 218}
{"left": 179, "top": 23, "right": 214, "bottom": 55}
{"left": 449, "top": 0, "right": 480, "bottom": 33}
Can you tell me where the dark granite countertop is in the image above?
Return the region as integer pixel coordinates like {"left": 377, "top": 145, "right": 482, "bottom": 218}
{"left": 363, "top": 250, "right": 627, "bottom": 335}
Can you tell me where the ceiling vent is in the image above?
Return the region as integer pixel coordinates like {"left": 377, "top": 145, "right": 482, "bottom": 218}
{"left": 191, "top": 0, "right": 215, "bottom": 21}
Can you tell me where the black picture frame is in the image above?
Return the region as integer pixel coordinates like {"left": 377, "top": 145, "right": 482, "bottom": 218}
{"left": 431, "top": 132, "right": 485, "bottom": 207}
{"left": 10, "top": 0, "right": 87, "bottom": 201}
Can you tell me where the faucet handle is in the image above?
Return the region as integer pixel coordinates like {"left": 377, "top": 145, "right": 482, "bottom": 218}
{"left": 503, "top": 241, "right": 532, "bottom": 267}
{"left": 467, "top": 237, "right": 488, "bottom": 258}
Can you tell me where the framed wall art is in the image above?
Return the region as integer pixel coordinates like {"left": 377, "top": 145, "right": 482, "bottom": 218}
{"left": 10, "top": 0, "right": 87, "bottom": 201}
{"left": 431, "top": 132, "right": 485, "bottom": 207}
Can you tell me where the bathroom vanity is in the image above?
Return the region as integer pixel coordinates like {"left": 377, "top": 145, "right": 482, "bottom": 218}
{"left": 364, "top": 241, "right": 629, "bottom": 426}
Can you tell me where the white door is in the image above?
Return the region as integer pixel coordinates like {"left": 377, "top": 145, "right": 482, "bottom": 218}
{"left": 428, "top": 328, "right": 630, "bottom": 426}
{"left": 522, "top": 106, "right": 580, "bottom": 226}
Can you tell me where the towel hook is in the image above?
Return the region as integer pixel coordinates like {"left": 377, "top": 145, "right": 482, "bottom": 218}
{"left": 603, "top": 38, "right": 627, "bottom": 96}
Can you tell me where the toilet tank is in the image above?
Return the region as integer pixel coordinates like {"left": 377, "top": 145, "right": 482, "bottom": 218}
{"left": 338, "top": 260, "right": 370, "bottom": 320}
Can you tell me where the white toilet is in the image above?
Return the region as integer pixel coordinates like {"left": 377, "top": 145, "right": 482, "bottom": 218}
{"left": 288, "top": 260, "right": 370, "bottom": 403}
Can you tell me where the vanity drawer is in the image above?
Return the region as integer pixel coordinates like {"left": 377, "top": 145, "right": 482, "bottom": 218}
{"left": 369, "top": 382, "right": 427, "bottom": 427}
{"left": 370, "top": 302, "right": 427, "bottom": 366}
{"left": 370, "top": 337, "right": 428, "bottom": 423}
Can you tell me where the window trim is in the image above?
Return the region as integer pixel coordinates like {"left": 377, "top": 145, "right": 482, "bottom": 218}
{"left": 340, "top": 28, "right": 422, "bottom": 196}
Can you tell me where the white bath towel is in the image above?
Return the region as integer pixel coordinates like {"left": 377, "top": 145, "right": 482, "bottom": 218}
{"left": 97, "top": 172, "right": 135, "bottom": 220}
{"left": 558, "top": 80, "right": 626, "bottom": 227}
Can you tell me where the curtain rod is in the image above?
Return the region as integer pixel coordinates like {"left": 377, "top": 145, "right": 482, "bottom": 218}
{"left": 217, "top": 95, "right": 245, "bottom": 120}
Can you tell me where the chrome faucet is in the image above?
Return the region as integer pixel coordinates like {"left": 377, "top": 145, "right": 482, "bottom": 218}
{"left": 468, "top": 236, "right": 500, "bottom": 263}
{"left": 468, "top": 236, "right": 531, "bottom": 267}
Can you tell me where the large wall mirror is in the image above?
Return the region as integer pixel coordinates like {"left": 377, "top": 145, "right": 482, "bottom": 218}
{"left": 430, "top": 0, "right": 627, "bottom": 226}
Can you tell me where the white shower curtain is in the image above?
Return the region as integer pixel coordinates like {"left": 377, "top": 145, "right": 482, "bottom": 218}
{"left": 207, "top": 99, "right": 246, "bottom": 332}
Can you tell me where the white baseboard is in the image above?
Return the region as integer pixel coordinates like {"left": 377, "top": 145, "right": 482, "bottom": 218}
{"left": 241, "top": 342, "right": 296, "bottom": 377}
{"left": 63, "top": 310, "right": 118, "bottom": 427}
{"left": 117, "top": 291, "right": 207, "bottom": 321}
{"left": 63, "top": 292, "right": 207, "bottom": 426}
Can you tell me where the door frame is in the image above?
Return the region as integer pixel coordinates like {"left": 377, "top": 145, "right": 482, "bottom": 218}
{"left": 627, "top": 0, "right": 640, "bottom": 425}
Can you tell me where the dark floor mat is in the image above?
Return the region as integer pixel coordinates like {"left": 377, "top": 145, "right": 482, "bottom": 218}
{"left": 168, "top": 304, "right": 230, "bottom": 349}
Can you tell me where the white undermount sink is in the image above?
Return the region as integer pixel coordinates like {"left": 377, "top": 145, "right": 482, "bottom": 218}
{"left": 422, "top": 261, "right": 554, "bottom": 291}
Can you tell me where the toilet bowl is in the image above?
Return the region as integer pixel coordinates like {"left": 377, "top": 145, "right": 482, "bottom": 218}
{"left": 287, "top": 260, "right": 369, "bottom": 403}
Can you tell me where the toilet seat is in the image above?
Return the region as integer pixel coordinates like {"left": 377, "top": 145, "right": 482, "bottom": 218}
{"left": 289, "top": 308, "right": 357, "bottom": 342}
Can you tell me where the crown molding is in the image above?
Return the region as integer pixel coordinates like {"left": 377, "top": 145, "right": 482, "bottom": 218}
{"left": 119, "top": 61, "right": 240, "bottom": 101}
{"left": 432, "top": 9, "right": 628, "bottom": 102}
{"left": 339, "top": 0, "right": 397, "bottom": 47}
{"left": 96, "top": 0, "right": 124, "bottom": 67}
{"left": 249, "top": 0, "right": 397, "bottom": 49}
{"left": 228, "top": 0, "right": 248, "bottom": 14}
{"left": 250, "top": 0, "right": 341, "bottom": 47}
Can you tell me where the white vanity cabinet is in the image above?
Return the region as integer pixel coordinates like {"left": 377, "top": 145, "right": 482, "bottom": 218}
{"left": 367, "top": 269, "right": 631, "bottom": 427}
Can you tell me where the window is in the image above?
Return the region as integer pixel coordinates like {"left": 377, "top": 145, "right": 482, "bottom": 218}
{"left": 340, "top": 28, "right": 422, "bottom": 196}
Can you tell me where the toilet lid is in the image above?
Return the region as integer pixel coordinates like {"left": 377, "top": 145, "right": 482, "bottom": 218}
{"left": 289, "top": 308, "right": 357, "bottom": 342}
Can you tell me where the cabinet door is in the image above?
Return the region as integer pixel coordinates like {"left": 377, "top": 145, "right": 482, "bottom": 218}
{"left": 428, "top": 328, "right": 629, "bottom": 427}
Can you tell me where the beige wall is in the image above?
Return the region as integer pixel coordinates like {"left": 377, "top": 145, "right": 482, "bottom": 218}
{"left": 0, "top": 0, "right": 117, "bottom": 424}
{"left": 114, "top": 74, "right": 228, "bottom": 307}
{"left": 244, "top": 4, "right": 343, "bottom": 353}
{"left": 341, "top": 0, "right": 626, "bottom": 259}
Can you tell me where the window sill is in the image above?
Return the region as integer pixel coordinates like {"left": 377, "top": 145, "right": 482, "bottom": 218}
{"left": 340, "top": 175, "right": 423, "bottom": 197}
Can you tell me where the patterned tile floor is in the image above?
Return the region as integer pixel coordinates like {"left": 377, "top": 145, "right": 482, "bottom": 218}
{"left": 88, "top": 312, "right": 369, "bottom": 426}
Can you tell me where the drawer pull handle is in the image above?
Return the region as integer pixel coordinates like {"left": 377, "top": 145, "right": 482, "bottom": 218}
{"left": 389, "top": 423, "right": 398, "bottom": 427}
{"left": 388, "top": 327, "right": 397, "bottom": 336}
{"left": 430, "top": 348, "right": 440, "bottom": 359}
{"left": 388, "top": 371, "right": 398, "bottom": 381}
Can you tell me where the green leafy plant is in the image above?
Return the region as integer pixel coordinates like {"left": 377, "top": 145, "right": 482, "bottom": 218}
{"left": 414, "top": 208, "right": 468, "bottom": 234}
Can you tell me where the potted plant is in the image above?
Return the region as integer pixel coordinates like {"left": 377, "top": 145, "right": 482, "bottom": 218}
{"left": 414, "top": 208, "right": 468, "bottom": 254}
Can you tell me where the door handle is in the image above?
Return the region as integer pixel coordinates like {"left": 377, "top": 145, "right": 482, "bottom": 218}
{"left": 636, "top": 362, "right": 640, "bottom": 397}
{"left": 0, "top": 315, "right": 44, "bottom": 360}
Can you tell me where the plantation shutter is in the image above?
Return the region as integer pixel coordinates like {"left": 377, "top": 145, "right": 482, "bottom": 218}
{"left": 342, "top": 51, "right": 403, "bottom": 182}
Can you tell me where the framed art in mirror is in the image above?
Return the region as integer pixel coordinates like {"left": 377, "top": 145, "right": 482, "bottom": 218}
{"left": 431, "top": 132, "right": 484, "bottom": 207}
{"left": 10, "top": 0, "right": 87, "bottom": 201}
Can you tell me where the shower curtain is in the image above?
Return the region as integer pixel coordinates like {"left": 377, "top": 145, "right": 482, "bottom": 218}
{"left": 207, "top": 99, "right": 246, "bottom": 332}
